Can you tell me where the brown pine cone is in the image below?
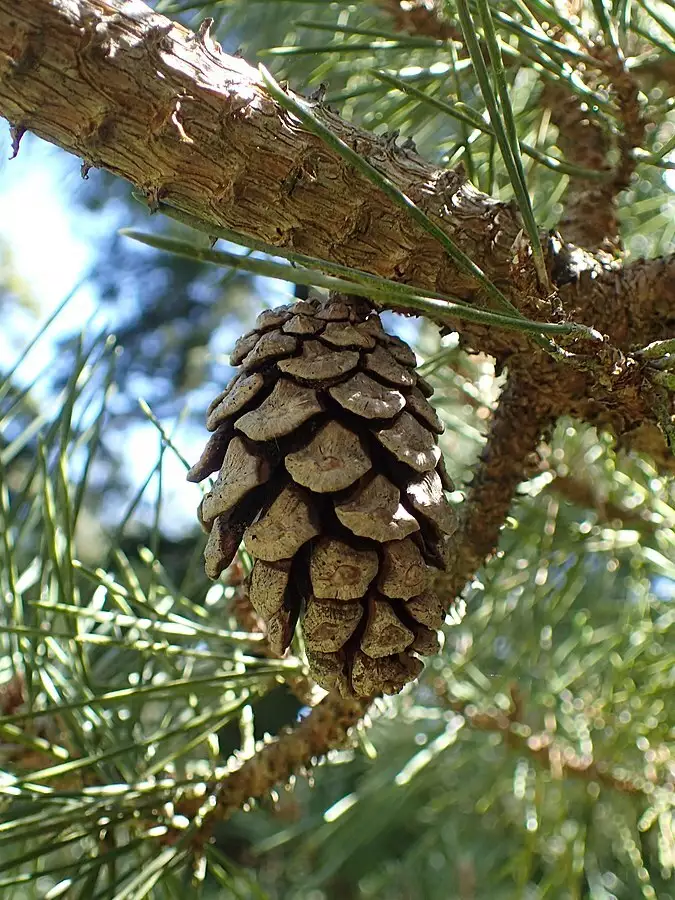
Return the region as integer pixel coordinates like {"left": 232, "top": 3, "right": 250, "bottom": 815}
{"left": 188, "top": 293, "right": 457, "bottom": 697}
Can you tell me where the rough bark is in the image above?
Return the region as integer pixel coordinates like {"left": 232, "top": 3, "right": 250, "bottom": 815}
{"left": 439, "top": 369, "right": 557, "bottom": 600}
{"left": 176, "top": 690, "right": 370, "bottom": 832}
{"left": 0, "top": 0, "right": 519, "bottom": 319}
{"left": 1, "top": 0, "right": 672, "bottom": 358}
{"left": 541, "top": 44, "right": 644, "bottom": 253}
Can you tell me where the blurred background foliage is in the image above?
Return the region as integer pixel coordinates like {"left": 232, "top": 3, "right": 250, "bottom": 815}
{"left": 0, "top": 0, "right": 674, "bottom": 897}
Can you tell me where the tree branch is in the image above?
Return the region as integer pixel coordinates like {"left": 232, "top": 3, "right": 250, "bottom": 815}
{"left": 543, "top": 473, "right": 664, "bottom": 533}
{"left": 543, "top": 83, "right": 618, "bottom": 251}
{"left": 1, "top": 0, "right": 671, "bottom": 362}
{"left": 180, "top": 690, "right": 371, "bottom": 834}
{"left": 0, "top": 0, "right": 520, "bottom": 326}
{"left": 438, "top": 369, "right": 556, "bottom": 601}
{"left": 378, "top": 0, "right": 645, "bottom": 257}
{"left": 542, "top": 46, "right": 644, "bottom": 252}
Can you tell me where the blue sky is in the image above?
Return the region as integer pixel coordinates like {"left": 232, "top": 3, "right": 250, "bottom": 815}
{"left": 0, "top": 126, "right": 207, "bottom": 535}
{"left": 0, "top": 131, "right": 99, "bottom": 359}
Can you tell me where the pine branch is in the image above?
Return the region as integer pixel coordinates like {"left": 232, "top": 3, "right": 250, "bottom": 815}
{"left": 543, "top": 82, "right": 618, "bottom": 250}
{"left": 544, "top": 473, "right": 662, "bottom": 532}
{"left": 0, "top": 0, "right": 671, "bottom": 360}
{"left": 378, "top": 0, "right": 644, "bottom": 254}
{"left": 438, "top": 369, "right": 556, "bottom": 601}
{"left": 445, "top": 692, "right": 647, "bottom": 797}
{"left": 597, "top": 49, "right": 645, "bottom": 199}
{"left": 542, "top": 44, "right": 644, "bottom": 252}
{"left": 178, "top": 690, "right": 371, "bottom": 836}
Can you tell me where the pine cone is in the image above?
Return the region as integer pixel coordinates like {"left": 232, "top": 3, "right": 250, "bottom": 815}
{"left": 188, "top": 293, "right": 457, "bottom": 697}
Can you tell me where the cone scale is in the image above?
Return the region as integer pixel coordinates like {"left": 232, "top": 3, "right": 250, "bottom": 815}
{"left": 189, "top": 293, "right": 457, "bottom": 697}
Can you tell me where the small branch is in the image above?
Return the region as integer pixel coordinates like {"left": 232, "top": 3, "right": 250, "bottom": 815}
{"left": 377, "top": 0, "right": 644, "bottom": 256}
{"left": 567, "top": 252, "right": 675, "bottom": 351}
{"left": 596, "top": 49, "right": 645, "bottom": 198}
{"left": 446, "top": 694, "right": 646, "bottom": 797}
{"left": 543, "top": 39, "right": 645, "bottom": 252}
{"left": 187, "top": 691, "right": 371, "bottom": 835}
{"left": 437, "top": 369, "right": 556, "bottom": 601}
{"left": 543, "top": 82, "right": 618, "bottom": 251}
{"left": 545, "top": 473, "right": 661, "bottom": 532}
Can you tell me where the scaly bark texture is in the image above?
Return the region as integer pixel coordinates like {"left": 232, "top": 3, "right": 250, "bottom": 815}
{"left": 542, "top": 53, "right": 644, "bottom": 253}
{"left": 0, "top": 0, "right": 671, "bottom": 360}
{"left": 440, "top": 369, "right": 557, "bottom": 600}
{"left": 0, "top": 0, "right": 520, "bottom": 330}
{"left": 543, "top": 84, "right": 618, "bottom": 251}
{"left": 180, "top": 690, "right": 370, "bottom": 831}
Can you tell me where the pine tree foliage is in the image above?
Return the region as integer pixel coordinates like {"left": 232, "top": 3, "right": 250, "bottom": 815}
{"left": 0, "top": 0, "right": 674, "bottom": 898}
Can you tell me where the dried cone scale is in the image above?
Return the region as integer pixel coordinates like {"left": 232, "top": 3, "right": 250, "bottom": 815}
{"left": 189, "top": 293, "right": 457, "bottom": 697}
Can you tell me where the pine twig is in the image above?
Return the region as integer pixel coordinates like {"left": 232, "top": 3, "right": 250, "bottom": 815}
{"left": 543, "top": 28, "right": 645, "bottom": 252}
{"left": 444, "top": 692, "right": 647, "bottom": 797}
{"left": 544, "top": 472, "right": 662, "bottom": 532}
{"left": 438, "top": 370, "right": 556, "bottom": 601}
{"left": 182, "top": 691, "right": 371, "bottom": 836}
{"left": 378, "top": 0, "right": 644, "bottom": 255}
{"left": 543, "top": 81, "right": 619, "bottom": 251}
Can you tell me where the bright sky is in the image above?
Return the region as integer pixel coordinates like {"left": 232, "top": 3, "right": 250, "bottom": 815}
{"left": 0, "top": 125, "right": 205, "bottom": 536}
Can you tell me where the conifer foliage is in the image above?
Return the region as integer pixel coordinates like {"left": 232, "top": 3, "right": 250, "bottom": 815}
{"left": 0, "top": 0, "right": 674, "bottom": 897}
